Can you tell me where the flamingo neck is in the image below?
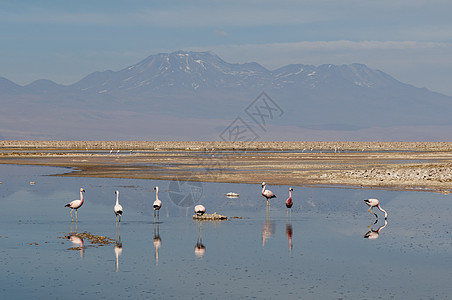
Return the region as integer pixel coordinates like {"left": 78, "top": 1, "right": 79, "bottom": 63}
{"left": 155, "top": 188, "right": 159, "bottom": 201}
{"left": 289, "top": 190, "right": 292, "bottom": 200}
{"left": 262, "top": 185, "right": 266, "bottom": 195}
{"left": 115, "top": 193, "right": 119, "bottom": 205}
{"left": 377, "top": 204, "right": 388, "bottom": 219}
{"left": 80, "top": 190, "right": 84, "bottom": 204}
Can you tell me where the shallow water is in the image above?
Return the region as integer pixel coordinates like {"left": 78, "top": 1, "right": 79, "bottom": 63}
{"left": 1, "top": 164, "right": 451, "bottom": 299}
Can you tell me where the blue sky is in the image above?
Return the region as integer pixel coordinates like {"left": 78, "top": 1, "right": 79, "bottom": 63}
{"left": 2, "top": 0, "right": 452, "bottom": 95}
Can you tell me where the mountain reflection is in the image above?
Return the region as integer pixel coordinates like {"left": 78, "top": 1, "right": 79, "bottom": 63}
{"left": 364, "top": 219, "right": 388, "bottom": 239}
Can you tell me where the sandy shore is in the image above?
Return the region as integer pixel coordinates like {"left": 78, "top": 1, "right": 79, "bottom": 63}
{"left": 2, "top": 140, "right": 452, "bottom": 193}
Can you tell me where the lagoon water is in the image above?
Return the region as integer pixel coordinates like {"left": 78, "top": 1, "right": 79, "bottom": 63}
{"left": 1, "top": 164, "right": 452, "bottom": 299}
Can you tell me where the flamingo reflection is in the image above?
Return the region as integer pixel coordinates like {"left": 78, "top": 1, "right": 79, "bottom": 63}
{"left": 364, "top": 219, "right": 388, "bottom": 239}
{"left": 262, "top": 206, "right": 275, "bottom": 246}
{"left": 153, "top": 222, "right": 162, "bottom": 265}
{"left": 114, "top": 237, "right": 123, "bottom": 272}
{"left": 195, "top": 221, "right": 206, "bottom": 258}
{"left": 114, "top": 217, "right": 123, "bottom": 271}
{"left": 68, "top": 234, "right": 85, "bottom": 258}
{"left": 67, "top": 214, "right": 84, "bottom": 257}
{"left": 286, "top": 208, "right": 293, "bottom": 253}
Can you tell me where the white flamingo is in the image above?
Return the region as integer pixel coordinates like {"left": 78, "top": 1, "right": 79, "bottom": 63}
{"left": 153, "top": 186, "right": 162, "bottom": 221}
{"left": 194, "top": 204, "right": 206, "bottom": 216}
{"left": 65, "top": 188, "right": 85, "bottom": 222}
{"left": 261, "top": 182, "right": 276, "bottom": 206}
{"left": 363, "top": 198, "right": 388, "bottom": 219}
{"left": 114, "top": 190, "right": 123, "bottom": 223}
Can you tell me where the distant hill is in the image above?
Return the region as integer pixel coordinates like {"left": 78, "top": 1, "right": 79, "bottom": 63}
{"left": 1, "top": 50, "right": 452, "bottom": 141}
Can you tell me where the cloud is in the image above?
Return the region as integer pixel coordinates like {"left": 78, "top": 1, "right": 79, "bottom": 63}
{"left": 213, "top": 30, "right": 229, "bottom": 38}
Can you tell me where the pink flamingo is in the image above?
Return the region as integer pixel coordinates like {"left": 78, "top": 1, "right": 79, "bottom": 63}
{"left": 194, "top": 204, "right": 206, "bottom": 216}
{"left": 261, "top": 182, "right": 276, "bottom": 206}
{"left": 153, "top": 186, "right": 162, "bottom": 221}
{"left": 285, "top": 187, "right": 293, "bottom": 216}
{"left": 363, "top": 198, "right": 388, "bottom": 219}
{"left": 65, "top": 188, "right": 85, "bottom": 222}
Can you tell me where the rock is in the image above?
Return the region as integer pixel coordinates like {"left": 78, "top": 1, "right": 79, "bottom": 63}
{"left": 193, "top": 212, "right": 227, "bottom": 220}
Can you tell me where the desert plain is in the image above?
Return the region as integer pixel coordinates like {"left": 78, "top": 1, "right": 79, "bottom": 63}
{"left": 1, "top": 140, "right": 452, "bottom": 193}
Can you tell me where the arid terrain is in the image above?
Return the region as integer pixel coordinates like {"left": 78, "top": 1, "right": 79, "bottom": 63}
{"left": 2, "top": 140, "right": 452, "bottom": 193}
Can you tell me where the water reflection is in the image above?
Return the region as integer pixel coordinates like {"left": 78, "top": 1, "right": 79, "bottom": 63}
{"left": 194, "top": 221, "right": 206, "bottom": 258}
{"left": 115, "top": 221, "right": 122, "bottom": 272}
{"left": 363, "top": 219, "right": 388, "bottom": 240}
{"left": 153, "top": 222, "right": 162, "bottom": 265}
{"left": 262, "top": 206, "right": 275, "bottom": 246}
{"left": 70, "top": 219, "right": 78, "bottom": 234}
{"left": 286, "top": 222, "right": 293, "bottom": 253}
{"left": 68, "top": 234, "right": 85, "bottom": 258}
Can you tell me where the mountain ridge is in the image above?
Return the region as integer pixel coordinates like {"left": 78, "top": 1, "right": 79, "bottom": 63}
{"left": 1, "top": 50, "right": 451, "bottom": 140}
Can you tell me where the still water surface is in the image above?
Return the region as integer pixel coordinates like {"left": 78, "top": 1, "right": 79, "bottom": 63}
{"left": 1, "top": 164, "right": 451, "bottom": 299}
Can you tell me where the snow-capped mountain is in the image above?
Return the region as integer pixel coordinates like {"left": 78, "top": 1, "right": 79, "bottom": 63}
{"left": 1, "top": 50, "right": 452, "bottom": 140}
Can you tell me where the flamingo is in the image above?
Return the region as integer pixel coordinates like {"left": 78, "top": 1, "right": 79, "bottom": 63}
{"left": 194, "top": 204, "right": 206, "bottom": 216}
{"left": 286, "top": 187, "right": 293, "bottom": 216}
{"left": 153, "top": 186, "right": 162, "bottom": 221}
{"left": 363, "top": 198, "right": 388, "bottom": 219}
{"left": 65, "top": 188, "right": 85, "bottom": 222}
{"left": 261, "top": 182, "right": 276, "bottom": 206}
{"left": 114, "top": 190, "right": 123, "bottom": 223}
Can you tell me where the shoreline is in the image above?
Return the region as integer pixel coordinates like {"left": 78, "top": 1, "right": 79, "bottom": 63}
{"left": 2, "top": 140, "right": 452, "bottom": 193}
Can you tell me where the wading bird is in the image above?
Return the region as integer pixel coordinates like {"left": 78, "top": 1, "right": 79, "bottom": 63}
{"left": 261, "top": 182, "right": 276, "bottom": 206}
{"left": 194, "top": 204, "right": 206, "bottom": 216}
{"left": 153, "top": 186, "right": 162, "bottom": 221}
{"left": 65, "top": 188, "right": 85, "bottom": 222}
{"left": 286, "top": 187, "right": 293, "bottom": 216}
{"left": 114, "top": 190, "right": 123, "bottom": 223}
{"left": 363, "top": 198, "right": 388, "bottom": 219}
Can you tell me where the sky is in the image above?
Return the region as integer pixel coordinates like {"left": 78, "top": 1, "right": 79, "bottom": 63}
{"left": 1, "top": 0, "right": 452, "bottom": 96}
